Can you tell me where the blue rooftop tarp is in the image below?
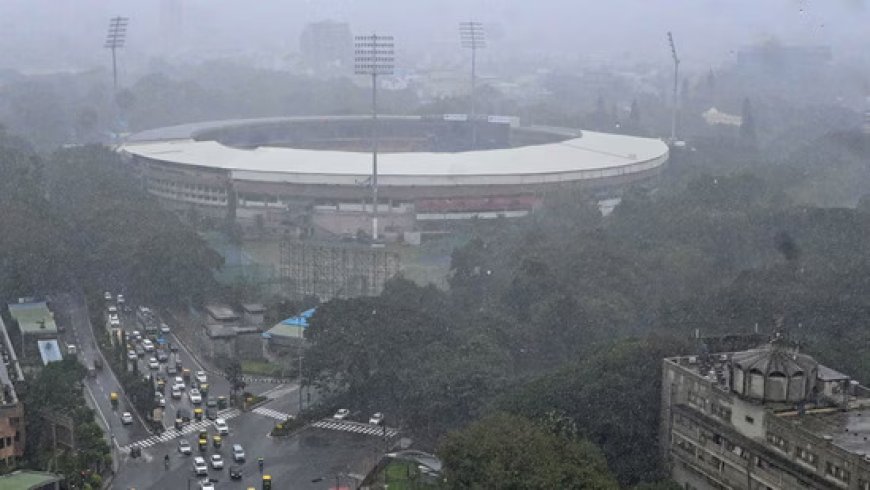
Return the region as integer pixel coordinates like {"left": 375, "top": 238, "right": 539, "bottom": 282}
{"left": 280, "top": 308, "right": 316, "bottom": 328}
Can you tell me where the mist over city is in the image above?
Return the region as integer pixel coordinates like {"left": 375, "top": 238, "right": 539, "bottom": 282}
{"left": 0, "top": 1, "right": 870, "bottom": 489}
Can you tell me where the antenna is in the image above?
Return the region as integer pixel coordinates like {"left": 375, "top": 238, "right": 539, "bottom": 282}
{"left": 459, "top": 21, "right": 486, "bottom": 149}
{"left": 667, "top": 31, "right": 680, "bottom": 143}
{"left": 354, "top": 33, "right": 394, "bottom": 242}
{"left": 104, "top": 16, "right": 129, "bottom": 91}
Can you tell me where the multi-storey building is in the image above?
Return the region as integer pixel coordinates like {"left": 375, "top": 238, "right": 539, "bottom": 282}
{"left": 0, "top": 316, "right": 25, "bottom": 469}
{"left": 662, "top": 340, "right": 870, "bottom": 490}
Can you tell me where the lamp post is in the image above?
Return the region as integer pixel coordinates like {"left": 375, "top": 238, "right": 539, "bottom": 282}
{"left": 354, "top": 33, "right": 394, "bottom": 242}
{"left": 459, "top": 21, "right": 486, "bottom": 149}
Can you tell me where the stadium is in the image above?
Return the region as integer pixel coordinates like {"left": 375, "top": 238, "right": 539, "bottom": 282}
{"left": 119, "top": 115, "right": 669, "bottom": 239}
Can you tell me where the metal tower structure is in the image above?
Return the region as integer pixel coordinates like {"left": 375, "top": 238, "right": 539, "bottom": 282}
{"left": 105, "top": 16, "right": 129, "bottom": 91}
{"left": 460, "top": 21, "right": 486, "bottom": 149}
{"left": 354, "top": 33, "right": 394, "bottom": 241}
{"left": 667, "top": 31, "right": 680, "bottom": 143}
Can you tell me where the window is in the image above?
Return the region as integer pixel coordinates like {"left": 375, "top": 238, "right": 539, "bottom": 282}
{"left": 796, "top": 447, "right": 817, "bottom": 467}
{"left": 826, "top": 462, "right": 850, "bottom": 483}
{"left": 13, "top": 431, "right": 19, "bottom": 442}
{"left": 688, "top": 390, "right": 707, "bottom": 409}
{"left": 711, "top": 403, "right": 732, "bottom": 422}
{"left": 745, "top": 415, "right": 754, "bottom": 424}
{"left": 0, "top": 438, "right": 5, "bottom": 449}
{"left": 765, "top": 432, "right": 789, "bottom": 452}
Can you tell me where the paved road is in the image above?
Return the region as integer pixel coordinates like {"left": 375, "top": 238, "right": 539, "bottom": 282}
{"left": 54, "top": 293, "right": 150, "bottom": 448}
{"left": 113, "top": 410, "right": 390, "bottom": 490}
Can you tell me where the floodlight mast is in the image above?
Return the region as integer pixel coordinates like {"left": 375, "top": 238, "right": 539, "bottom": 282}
{"left": 354, "top": 33, "right": 394, "bottom": 242}
{"left": 104, "top": 16, "right": 129, "bottom": 91}
{"left": 667, "top": 31, "right": 680, "bottom": 143}
{"left": 460, "top": 21, "right": 486, "bottom": 149}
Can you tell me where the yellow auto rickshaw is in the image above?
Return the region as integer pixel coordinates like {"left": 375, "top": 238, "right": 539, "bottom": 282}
{"left": 199, "top": 383, "right": 209, "bottom": 396}
{"left": 110, "top": 392, "right": 119, "bottom": 409}
{"left": 194, "top": 408, "right": 203, "bottom": 421}
{"left": 212, "top": 434, "right": 222, "bottom": 449}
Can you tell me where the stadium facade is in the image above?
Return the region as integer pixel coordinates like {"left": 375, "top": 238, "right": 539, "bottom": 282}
{"left": 119, "top": 115, "right": 669, "bottom": 239}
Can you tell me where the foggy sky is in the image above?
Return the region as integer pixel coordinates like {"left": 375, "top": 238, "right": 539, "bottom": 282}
{"left": 0, "top": 0, "right": 868, "bottom": 74}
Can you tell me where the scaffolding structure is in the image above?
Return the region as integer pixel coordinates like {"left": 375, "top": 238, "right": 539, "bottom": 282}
{"left": 280, "top": 239, "right": 401, "bottom": 301}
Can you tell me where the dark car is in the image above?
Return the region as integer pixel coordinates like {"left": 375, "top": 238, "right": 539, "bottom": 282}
{"left": 229, "top": 466, "right": 242, "bottom": 480}
{"left": 206, "top": 400, "right": 218, "bottom": 420}
{"left": 167, "top": 365, "right": 178, "bottom": 375}
{"left": 157, "top": 350, "right": 169, "bottom": 362}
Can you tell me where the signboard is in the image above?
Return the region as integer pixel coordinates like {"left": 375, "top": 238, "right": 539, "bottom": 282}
{"left": 443, "top": 114, "right": 468, "bottom": 121}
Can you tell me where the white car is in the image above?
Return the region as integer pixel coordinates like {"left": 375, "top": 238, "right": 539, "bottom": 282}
{"left": 192, "top": 456, "right": 208, "bottom": 476}
{"left": 104, "top": 291, "right": 112, "bottom": 301}
{"left": 108, "top": 313, "right": 119, "bottom": 322}
{"left": 189, "top": 388, "right": 202, "bottom": 404}
{"left": 214, "top": 418, "right": 229, "bottom": 436}
{"left": 210, "top": 454, "right": 224, "bottom": 469}
{"left": 107, "top": 305, "right": 118, "bottom": 314}
{"left": 200, "top": 481, "right": 215, "bottom": 490}
{"left": 131, "top": 330, "right": 142, "bottom": 341}
{"left": 369, "top": 412, "right": 385, "bottom": 426}
{"left": 195, "top": 371, "right": 208, "bottom": 385}
{"left": 160, "top": 323, "right": 171, "bottom": 334}
{"left": 174, "top": 376, "right": 185, "bottom": 389}
{"left": 333, "top": 408, "right": 350, "bottom": 420}
{"left": 148, "top": 357, "right": 159, "bottom": 370}
{"left": 127, "top": 350, "right": 137, "bottom": 361}
{"left": 142, "top": 339, "right": 154, "bottom": 352}
{"left": 177, "top": 438, "right": 192, "bottom": 455}
{"left": 121, "top": 412, "right": 133, "bottom": 425}
{"left": 117, "top": 294, "right": 125, "bottom": 304}
{"left": 231, "top": 443, "right": 245, "bottom": 462}
{"left": 109, "top": 317, "right": 120, "bottom": 327}
{"left": 171, "top": 387, "right": 182, "bottom": 399}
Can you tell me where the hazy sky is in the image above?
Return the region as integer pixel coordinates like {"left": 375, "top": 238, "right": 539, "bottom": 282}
{"left": 0, "top": 0, "right": 867, "bottom": 73}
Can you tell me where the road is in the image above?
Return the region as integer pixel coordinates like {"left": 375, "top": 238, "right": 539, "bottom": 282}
{"left": 53, "top": 293, "right": 150, "bottom": 448}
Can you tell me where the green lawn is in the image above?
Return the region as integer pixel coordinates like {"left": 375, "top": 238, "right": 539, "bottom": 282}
{"left": 374, "top": 460, "right": 442, "bottom": 489}
{"left": 240, "top": 360, "right": 286, "bottom": 377}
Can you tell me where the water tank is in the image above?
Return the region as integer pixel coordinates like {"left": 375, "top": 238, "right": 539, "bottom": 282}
{"left": 730, "top": 344, "right": 818, "bottom": 403}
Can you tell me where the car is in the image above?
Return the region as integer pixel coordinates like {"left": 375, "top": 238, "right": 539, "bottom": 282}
{"left": 109, "top": 317, "right": 120, "bottom": 327}
{"left": 156, "top": 393, "right": 166, "bottom": 407}
{"left": 148, "top": 357, "right": 159, "bottom": 370}
{"left": 135, "top": 345, "right": 145, "bottom": 358}
{"left": 189, "top": 388, "right": 202, "bottom": 404}
{"left": 192, "top": 456, "right": 208, "bottom": 476}
{"left": 157, "top": 350, "right": 169, "bottom": 362}
{"left": 333, "top": 408, "right": 350, "bottom": 420}
{"left": 120, "top": 412, "right": 133, "bottom": 425}
{"left": 369, "top": 412, "right": 385, "bottom": 426}
{"left": 167, "top": 365, "right": 178, "bottom": 375}
{"left": 142, "top": 339, "right": 154, "bottom": 352}
{"left": 174, "top": 376, "right": 185, "bottom": 389}
{"left": 130, "top": 330, "right": 142, "bottom": 341}
{"left": 229, "top": 465, "right": 243, "bottom": 480}
{"left": 172, "top": 387, "right": 182, "bottom": 399}
{"left": 116, "top": 294, "right": 125, "bottom": 304}
{"left": 127, "top": 350, "right": 137, "bottom": 361}
{"left": 108, "top": 313, "right": 119, "bottom": 322}
{"left": 160, "top": 323, "right": 171, "bottom": 334}
{"left": 195, "top": 371, "right": 208, "bottom": 385}
{"left": 214, "top": 418, "right": 229, "bottom": 436}
{"left": 205, "top": 400, "right": 218, "bottom": 420}
{"left": 231, "top": 443, "right": 245, "bottom": 462}
{"left": 107, "top": 305, "right": 118, "bottom": 314}
{"left": 104, "top": 291, "right": 112, "bottom": 301}
{"left": 209, "top": 454, "right": 224, "bottom": 469}
{"left": 200, "top": 481, "right": 215, "bottom": 490}
{"left": 177, "top": 438, "right": 192, "bottom": 455}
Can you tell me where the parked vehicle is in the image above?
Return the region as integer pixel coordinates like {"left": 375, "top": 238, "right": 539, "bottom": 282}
{"left": 333, "top": 408, "right": 350, "bottom": 420}
{"left": 369, "top": 412, "right": 385, "bottom": 426}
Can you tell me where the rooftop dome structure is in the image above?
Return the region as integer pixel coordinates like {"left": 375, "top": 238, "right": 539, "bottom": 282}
{"left": 730, "top": 342, "right": 818, "bottom": 403}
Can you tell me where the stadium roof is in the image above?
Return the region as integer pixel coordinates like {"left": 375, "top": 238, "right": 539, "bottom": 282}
{"left": 121, "top": 117, "right": 669, "bottom": 188}
{"left": 8, "top": 301, "right": 57, "bottom": 335}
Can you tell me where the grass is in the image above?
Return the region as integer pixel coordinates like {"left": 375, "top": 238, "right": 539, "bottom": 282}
{"left": 240, "top": 360, "right": 286, "bottom": 377}
{"left": 372, "top": 460, "right": 442, "bottom": 490}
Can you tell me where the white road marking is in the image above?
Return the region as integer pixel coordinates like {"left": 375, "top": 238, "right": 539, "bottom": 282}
{"left": 311, "top": 419, "right": 399, "bottom": 438}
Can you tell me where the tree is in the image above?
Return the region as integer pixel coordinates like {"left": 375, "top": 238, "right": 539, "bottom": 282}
{"left": 438, "top": 413, "right": 618, "bottom": 489}
{"left": 220, "top": 358, "right": 246, "bottom": 403}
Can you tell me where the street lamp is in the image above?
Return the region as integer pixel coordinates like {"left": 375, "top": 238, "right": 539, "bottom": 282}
{"left": 354, "top": 33, "right": 394, "bottom": 242}
{"left": 459, "top": 21, "right": 486, "bottom": 149}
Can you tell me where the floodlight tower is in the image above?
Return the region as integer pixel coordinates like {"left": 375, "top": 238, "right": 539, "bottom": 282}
{"left": 460, "top": 21, "right": 486, "bottom": 149}
{"left": 354, "top": 33, "right": 394, "bottom": 242}
{"left": 667, "top": 31, "right": 680, "bottom": 143}
{"left": 105, "top": 16, "right": 129, "bottom": 91}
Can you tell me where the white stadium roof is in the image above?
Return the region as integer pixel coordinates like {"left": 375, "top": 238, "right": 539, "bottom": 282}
{"left": 121, "top": 117, "right": 669, "bottom": 188}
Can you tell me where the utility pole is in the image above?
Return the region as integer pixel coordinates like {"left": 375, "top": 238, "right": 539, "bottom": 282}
{"left": 104, "top": 16, "right": 129, "bottom": 92}
{"left": 667, "top": 31, "right": 680, "bottom": 143}
{"left": 354, "top": 34, "right": 394, "bottom": 242}
{"left": 298, "top": 341, "right": 303, "bottom": 413}
{"left": 460, "top": 21, "right": 486, "bottom": 149}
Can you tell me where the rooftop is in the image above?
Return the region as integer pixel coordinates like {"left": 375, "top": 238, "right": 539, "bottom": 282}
{"left": 37, "top": 340, "right": 63, "bottom": 366}
{"left": 241, "top": 303, "right": 266, "bottom": 314}
{"left": 781, "top": 408, "right": 870, "bottom": 456}
{"left": 0, "top": 317, "right": 20, "bottom": 405}
{"left": 0, "top": 470, "right": 62, "bottom": 489}
{"left": 204, "top": 304, "right": 239, "bottom": 321}
{"left": 8, "top": 301, "right": 57, "bottom": 335}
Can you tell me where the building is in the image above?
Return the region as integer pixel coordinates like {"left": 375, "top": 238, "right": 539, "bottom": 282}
{"left": 8, "top": 301, "right": 57, "bottom": 360}
{"left": 0, "top": 470, "right": 62, "bottom": 490}
{"left": 661, "top": 339, "right": 870, "bottom": 490}
{"left": 240, "top": 303, "right": 266, "bottom": 327}
{"left": 0, "top": 316, "right": 25, "bottom": 469}
{"left": 119, "top": 116, "right": 669, "bottom": 238}
{"left": 264, "top": 308, "right": 315, "bottom": 348}
{"left": 299, "top": 20, "right": 352, "bottom": 71}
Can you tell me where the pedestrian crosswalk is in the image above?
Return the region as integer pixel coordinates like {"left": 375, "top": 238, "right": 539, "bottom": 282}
{"left": 311, "top": 419, "right": 399, "bottom": 438}
{"left": 121, "top": 408, "right": 240, "bottom": 452}
{"left": 258, "top": 384, "right": 298, "bottom": 400}
{"left": 252, "top": 406, "right": 292, "bottom": 421}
